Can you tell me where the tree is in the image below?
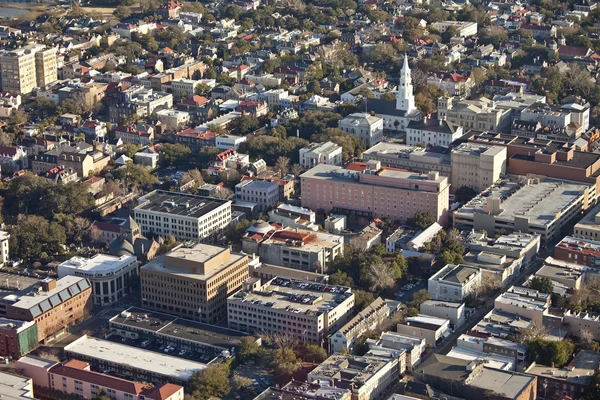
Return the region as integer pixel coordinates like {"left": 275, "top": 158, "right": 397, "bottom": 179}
{"left": 197, "top": 146, "right": 220, "bottom": 166}
{"left": 113, "top": 162, "right": 158, "bottom": 192}
{"left": 9, "top": 109, "right": 27, "bottom": 126}
{"left": 436, "top": 249, "right": 464, "bottom": 265}
{"left": 271, "top": 348, "right": 301, "bottom": 376}
{"left": 123, "top": 144, "right": 141, "bottom": 159}
{"left": 302, "top": 344, "right": 327, "bottom": 363}
{"left": 10, "top": 215, "right": 67, "bottom": 261}
{"left": 232, "top": 375, "right": 254, "bottom": 391}
{"left": 274, "top": 156, "right": 290, "bottom": 177}
{"left": 381, "top": 92, "right": 396, "bottom": 102}
{"left": 187, "top": 364, "right": 231, "bottom": 400}
{"left": 329, "top": 270, "right": 354, "bottom": 287}
{"left": 411, "top": 211, "right": 435, "bottom": 229}
{"left": 530, "top": 276, "right": 553, "bottom": 294}
{"left": 354, "top": 289, "right": 375, "bottom": 311}
{"left": 367, "top": 261, "right": 396, "bottom": 291}
{"left": 526, "top": 337, "right": 574, "bottom": 368}
{"left": 229, "top": 115, "right": 260, "bottom": 135}
{"left": 585, "top": 371, "right": 600, "bottom": 400}
{"left": 194, "top": 83, "right": 211, "bottom": 96}
{"left": 238, "top": 336, "right": 260, "bottom": 361}
{"left": 181, "top": 169, "right": 204, "bottom": 186}
{"left": 160, "top": 143, "right": 192, "bottom": 167}
{"left": 113, "top": 5, "right": 132, "bottom": 20}
{"left": 290, "top": 164, "right": 304, "bottom": 178}
{"left": 410, "top": 289, "right": 431, "bottom": 307}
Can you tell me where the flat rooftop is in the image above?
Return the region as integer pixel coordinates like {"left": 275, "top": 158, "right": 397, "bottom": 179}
{"left": 536, "top": 264, "right": 583, "bottom": 282}
{"left": 256, "top": 382, "right": 350, "bottom": 400}
{"left": 228, "top": 277, "right": 352, "bottom": 317}
{"left": 10, "top": 277, "right": 90, "bottom": 316}
{"left": 64, "top": 335, "right": 207, "bottom": 381}
{"left": 452, "top": 142, "right": 505, "bottom": 157}
{"left": 495, "top": 291, "right": 548, "bottom": 312}
{"left": 456, "top": 178, "right": 590, "bottom": 226}
{"left": 135, "top": 190, "right": 230, "bottom": 219}
{"left": 469, "top": 368, "right": 536, "bottom": 399}
{"left": 363, "top": 142, "right": 450, "bottom": 165}
{"left": 58, "top": 254, "right": 136, "bottom": 273}
{"left": 302, "top": 141, "right": 342, "bottom": 155}
{"left": 0, "top": 371, "right": 34, "bottom": 400}
{"left": 472, "top": 309, "right": 532, "bottom": 338}
{"left": 557, "top": 235, "right": 600, "bottom": 257}
{"left": 574, "top": 202, "right": 600, "bottom": 232}
{"left": 405, "top": 314, "right": 449, "bottom": 329}
{"left": 446, "top": 346, "right": 515, "bottom": 371}
{"left": 421, "top": 300, "right": 463, "bottom": 309}
{"left": 309, "top": 354, "right": 391, "bottom": 387}
{"left": 110, "top": 307, "right": 244, "bottom": 349}
{"left": 525, "top": 350, "right": 600, "bottom": 385}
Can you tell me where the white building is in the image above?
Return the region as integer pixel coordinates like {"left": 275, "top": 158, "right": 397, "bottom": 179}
{"left": 307, "top": 354, "right": 399, "bottom": 400}
{"left": 420, "top": 300, "right": 466, "bottom": 328}
{"left": 227, "top": 277, "right": 354, "bottom": 344}
{"left": 451, "top": 143, "right": 507, "bottom": 193}
{"left": 0, "top": 231, "right": 9, "bottom": 266}
{"left": 397, "top": 314, "right": 451, "bottom": 347}
{"left": 268, "top": 204, "right": 318, "bottom": 231}
{"left": 57, "top": 254, "right": 138, "bottom": 306}
{"left": 405, "top": 117, "right": 463, "bottom": 147}
{"left": 133, "top": 190, "right": 232, "bottom": 241}
{"left": 431, "top": 21, "right": 478, "bottom": 37}
{"left": 156, "top": 109, "right": 190, "bottom": 131}
{"left": 366, "top": 331, "right": 426, "bottom": 372}
{"left": 338, "top": 113, "right": 384, "bottom": 147}
{"left": 235, "top": 180, "right": 279, "bottom": 211}
{"left": 0, "top": 371, "right": 34, "bottom": 399}
{"left": 215, "top": 134, "right": 247, "bottom": 151}
{"left": 428, "top": 264, "right": 482, "bottom": 302}
{"left": 494, "top": 286, "right": 550, "bottom": 327}
{"left": 574, "top": 202, "right": 600, "bottom": 240}
{"left": 299, "top": 141, "right": 343, "bottom": 168}
{"left": 171, "top": 78, "right": 203, "bottom": 100}
{"left": 438, "top": 96, "right": 512, "bottom": 133}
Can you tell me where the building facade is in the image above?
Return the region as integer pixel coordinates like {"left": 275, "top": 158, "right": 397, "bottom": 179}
{"left": 428, "top": 264, "right": 482, "bottom": 302}
{"left": 299, "top": 141, "right": 343, "bottom": 168}
{"left": 235, "top": 180, "right": 279, "bottom": 211}
{"left": 451, "top": 143, "right": 507, "bottom": 193}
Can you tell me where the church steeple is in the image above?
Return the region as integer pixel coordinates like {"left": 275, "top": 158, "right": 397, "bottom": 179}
{"left": 396, "top": 54, "right": 416, "bottom": 113}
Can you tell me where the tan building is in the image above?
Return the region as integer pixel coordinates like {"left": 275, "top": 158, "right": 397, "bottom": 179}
{"left": 141, "top": 243, "right": 249, "bottom": 324}
{"left": 34, "top": 47, "right": 58, "bottom": 88}
{"left": 0, "top": 44, "right": 57, "bottom": 94}
{"left": 451, "top": 143, "right": 507, "bottom": 193}
{"left": 437, "top": 96, "right": 512, "bottom": 133}
{"left": 58, "top": 150, "right": 111, "bottom": 178}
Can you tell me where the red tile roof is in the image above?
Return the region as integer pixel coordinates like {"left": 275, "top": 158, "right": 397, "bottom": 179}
{"left": 144, "top": 383, "right": 183, "bottom": 400}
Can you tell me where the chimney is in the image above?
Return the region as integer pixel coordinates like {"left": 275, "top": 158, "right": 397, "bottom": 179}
{"left": 41, "top": 278, "right": 56, "bottom": 292}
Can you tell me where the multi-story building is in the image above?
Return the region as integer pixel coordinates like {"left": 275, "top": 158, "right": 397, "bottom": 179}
{"left": 156, "top": 0, "right": 183, "bottom": 19}
{"left": 0, "top": 145, "right": 28, "bottom": 173}
{"left": 362, "top": 143, "right": 451, "bottom": 177}
{"left": 39, "top": 165, "right": 78, "bottom": 185}
{"left": 0, "top": 230, "right": 9, "bottom": 266}
{"left": 0, "top": 371, "right": 34, "bottom": 399}
{"left": 307, "top": 354, "right": 399, "bottom": 400}
{"left": 338, "top": 113, "right": 384, "bottom": 147}
{"left": 563, "top": 310, "right": 600, "bottom": 340}
{"left": 466, "top": 232, "right": 541, "bottom": 268}
{"left": 228, "top": 277, "right": 354, "bottom": 345}
{"left": 437, "top": 96, "right": 512, "bottom": 133}
{"left": 420, "top": 300, "right": 466, "bottom": 328}
{"left": 525, "top": 351, "right": 600, "bottom": 400}
{"left": 235, "top": 180, "right": 279, "bottom": 211}
{"left": 57, "top": 254, "right": 138, "bottom": 306}
{"left": 215, "top": 134, "right": 247, "bottom": 151}
{"left": 453, "top": 177, "right": 593, "bottom": 242}
{"left": 494, "top": 286, "right": 550, "bottom": 327}
{"left": 6, "top": 277, "right": 92, "bottom": 343}
{"left": 256, "top": 382, "right": 350, "bottom": 400}
{"left": 64, "top": 336, "right": 204, "bottom": 386}
{"left": 0, "top": 318, "right": 38, "bottom": 359}
{"left": 554, "top": 236, "right": 600, "bottom": 267}
{"left": 237, "top": 100, "right": 268, "bottom": 117}
{"left": 114, "top": 125, "right": 154, "bottom": 145}
{"left": 108, "top": 87, "right": 172, "bottom": 122}
{"left": 58, "top": 149, "right": 110, "bottom": 178}
{"left": 431, "top": 21, "right": 478, "bottom": 37}
{"left": 366, "top": 331, "right": 426, "bottom": 372}
{"left": 574, "top": 202, "right": 600, "bottom": 240}
{"left": 405, "top": 118, "right": 463, "bottom": 147}
{"left": 141, "top": 243, "right": 249, "bottom": 324}
{"left": 134, "top": 190, "right": 232, "bottom": 241}
{"left": 427, "top": 72, "right": 473, "bottom": 97}
{"left": 0, "top": 44, "right": 56, "bottom": 95}
{"left": 299, "top": 141, "right": 343, "bottom": 168}
{"left": 242, "top": 221, "right": 344, "bottom": 273}
{"left": 156, "top": 109, "right": 190, "bottom": 131}
{"left": 450, "top": 143, "right": 507, "bottom": 193}
{"left": 34, "top": 47, "right": 58, "bottom": 88}
{"left": 301, "top": 161, "right": 450, "bottom": 225}
{"left": 330, "top": 297, "right": 391, "bottom": 353}
{"left": 21, "top": 357, "right": 184, "bottom": 400}
{"left": 268, "top": 204, "right": 318, "bottom": 231}
{"left": 173, "top": 128, "right": 216, "bottom": 151}
{"left": 397, "top": 315, "right": 451, "bottom": 347}
{"left": 428, "top": 264, "right": 482, "bottom": 302}
{"left": 170, "top": 78, "right": 202, "bottom": 100}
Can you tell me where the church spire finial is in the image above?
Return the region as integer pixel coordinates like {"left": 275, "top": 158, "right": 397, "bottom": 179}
{"left": 402, "top": 54, "right": 410, "bottom": 72}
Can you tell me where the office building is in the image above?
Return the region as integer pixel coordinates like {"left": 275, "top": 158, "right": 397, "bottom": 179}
{"left": 134, "top": 190, "right": 232, "bottom": 242}
{"left": 525, "top": 350, "right": 600, "bottom": 400}
{"left": 141, "top": 243, "right": 249, "bottom": 324}
{"left": 450, "top": 143, "right": 507, "bottom": 193}
{"left": 494, "top": 286, "right": 550, "bottom": 327}
{"left": 307, "top": 354, "right": 399, "bottom": 400}
{"left": 330, "top": 297, "right": 390, "bottom": 353}
{"left": 299, "top": 142, "right": 343, "bottom": 169}
{"left": 574, "top": 201, "right": 600, "bottom": 240}
{"left": 405, "top": 118, "right": 463, "bottom": 147}
{"left": 437, "top": 96, "right": 512, "bottom": 133}
{"left": 0, "top": 318, "right": 38, "bottom": 360}
{"left": 301, "top": 161, "right": 450, "bottom": 225}
{"left": 235, "top": 180, "right": 280, "bottom": 211}
{"left": 338, "top": 113, "right": 384, "bottom": 147}
{"left": 362, "top": 142, "right": 451, "bottom": 177}
{"left": 420, "top": 300, "right": 466, "bottom": 328}
{"left": 256, "top": 381, "right": 351, "bottom": 400}
{"left": 109, "top": 307, "right": 249, "bottom": 359}
{"left": 453, "top": 177, "right": 593, "bottom": 242}
{"left": 248, "top": 259, "right": 328, "bottom": 284}
{"left": 397, "top": 314, "right": 451, "bottom": 347}
{"left": 57, "top": 254, "right": 138, "bottom": 306}
{"left": 466, "top": 232, "right": 540, "bottom": 268}
{"left": 6, "top": 277, "right": 92, "bottom": 343}
{"left": 64, "top": 335, "right": 205, "bottom": 386}
{"left": 0, "top": 44, "right": 57, "bottom": 95}
{"left": 227, "top": 277, "right": 354, "bottom": 345}
{"left": 428, "top": 264, "right": 482, "bottom": 302}
{"left": 34, "top": 47, "right": 58, "bottom": 88}
{"left": 242, "top": 221, "right": 344, "bottom": 273}
{"left": 554, "top": 235, "right": 600, "bottom": 267}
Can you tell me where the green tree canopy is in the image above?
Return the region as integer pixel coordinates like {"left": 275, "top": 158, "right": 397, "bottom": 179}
{"left": 187, "top": 364, "right": 230, "bottom": 400}
{"left": 530, "top": 276, "right": 553, "bottom": 294}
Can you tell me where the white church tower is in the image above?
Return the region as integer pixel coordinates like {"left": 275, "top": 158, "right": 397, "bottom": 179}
{"left": 396, "top": 54, "right": 417, "bottom": 114}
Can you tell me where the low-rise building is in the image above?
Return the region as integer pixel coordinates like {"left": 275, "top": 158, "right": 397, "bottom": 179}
{"left": 555, "top": 235, "right": 600, "bottom": 268}
{"left": 0, "top": 318, "right": 38, "bottom": 360}
{"left": 453, "top": 177, "right": 593, "bottom": 243}
{"left": 114, "top": 125, "right": 154, "bottom": 145}
{"left": 215, "top": 134, "right": 247, "bottom": 151}
{"left": 428, "top": 264, "right": 482, "bottom": 302}
{"left": 420, "top": 300, "right": 466, "bottom": 328}
{"left": 330, "top": 297, "right": 391, "bottom": 353}
{"left": 574, "top": 202, "right": 600, "bottom": 240}
{"left": 366, "top": 331, "right": 426, "bottom": 372}
{"left": 362, "top": 143, "right": 451, "bottom": 178}
{"left": 141, "top": 243, "right": 249, "bottom": 324}
{"left": 242, "top": 221, "right": 344, "bottom": 273}
{"left": 235, "top": 180, "right": 280, "bottom": 211}
{"left": 525, "top": 350, "right": 600, "bottom": 400}
{"left": 307, "top": 354, "right": 400, "bottom": 400}
{"left": 227, "top": 277, "right": 354, "bottom": 344}
{"left": 0, "top": 145, "right": 28, "bottom": 174}
{"left": 299, "top": 141, "right": 343, "bottom": 169}
{"left": 405, "top": 118, "right": 463, "bottom": 148}
{"left": 173, "top": 128, "right": 216, "bottom": 150}
{"left": 431, "top": 21, "right": 478, "bottom": 37}
{"left": 268, "top": 204, "right": 318, "bottom": 231}
{"left": 451, "top": 143, "right": 507, "bottom": 193}
{"left": 397, "top": 314, "right": 451, "bottom": 347}
{"left": 533, "top": 262, "right": 584, "bottom": 291}
{"left": 64, "top": 335, "right": 204, "bottom": 386}
{"left": 338, "top": 113, "right": 384, "bottom": 147}
{"left": 0, "top": 371, "right": 34, "bottom": 399}
{"left": 156, "top": 109, "right": 190, "bottom": 131}
{"left": 494, "top": 286, "right": 550, "bottom": 327}
{"left": 466, "top": 232, "right": 540, "bottom": 268}
{"left": 57, "top": 254, "right": 138, "bottom": 306}
{"left": 563, "top": 310, "right": 600, "bottom": 341}
{"left": 39, "top": 166, "right": 78, "bottom": 185}
{"left": 134, "top": 190, "right": 232, "bottom": 242}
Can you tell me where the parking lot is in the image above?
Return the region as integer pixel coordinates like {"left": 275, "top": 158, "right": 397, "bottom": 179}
{"left": 105, "top": 334, "right": 218, "bottom": 365}
{"left": 393, "top": 279, "right": 427, "bottom": 302}
{"left": 233, "top": 362, "right": 274, "bottom": 398}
